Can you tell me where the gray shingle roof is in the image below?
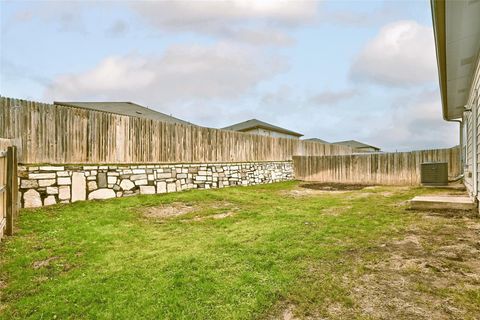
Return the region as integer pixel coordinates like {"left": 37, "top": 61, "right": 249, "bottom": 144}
{"left": 221, "top": 119, "right": 303, "bottom": 137}
{"left": 304, "top": 138, "right": 330, "bottom": 144}
{"left": 54, "top": 101, "right": 194, "bottom": 126}
{"left": 332, "top": 140, "right": 380, "bottom": 151}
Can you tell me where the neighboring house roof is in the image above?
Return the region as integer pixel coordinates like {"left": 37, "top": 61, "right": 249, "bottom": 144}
{"left": 431, "top": 0, "right": 480, "bottom": 120}
{"left": 304, "top": 138, "right": 330, "bottom": 144}
{"left": 221, "top": 119, "right": 303, "bottom": 137}
{"left": 333, "top": 140, "right": 380, "bottom": 151}
{"left": 54, "top": 101, "right": 194, "bottom": 126}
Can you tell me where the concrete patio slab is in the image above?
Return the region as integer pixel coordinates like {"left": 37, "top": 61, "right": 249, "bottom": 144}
{"left": 409, "top": 195, "right": 475, "bottom": 211}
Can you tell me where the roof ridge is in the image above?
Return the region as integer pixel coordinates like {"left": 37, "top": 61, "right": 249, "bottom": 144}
{"left": 53, "top": 101, "right": 194, "bottom": 126}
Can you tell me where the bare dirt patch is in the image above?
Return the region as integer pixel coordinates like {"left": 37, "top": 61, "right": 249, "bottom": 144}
{"left": 282, "top": 187, "right": 351, "bottom": 198}
{"left": 300, "top": 183, "right": 374, "bottom": 191}
{"left": 143, "top": 203, "right": 197, "bottom": 219}
{"left": 282, "top": 188, "right": 339, "bottom": 198}
{"left": 144, "top": 202, "right": 240, "bottom": 222}
{"left": 266, "top": 304, "right": 300, "bottom": 320}
{"left": 335, "top": 212, "right": 480, "bottom": 320}
{"left": 281, "top": 305, "right": 299, "bottom": 320}
{"left": 283, "top": 184, "right": 385, "bottom": 199}
{"left": 186, "top": 204, "right": 240, "bottom": 222}
{"left": 32, "top": 256, "right": 58, "bottom": 269}
{"left": 187, "top": 211, "right": 238, "bottom": 222}
{"left": 211, "top": 212, "right": 236, "bottom": 219}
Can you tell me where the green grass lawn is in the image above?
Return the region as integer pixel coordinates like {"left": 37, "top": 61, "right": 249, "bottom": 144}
{"left": 1, "top": 181, "right": 478, "bottom": 319}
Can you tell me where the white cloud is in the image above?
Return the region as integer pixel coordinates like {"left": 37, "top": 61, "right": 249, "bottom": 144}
{"left": 350, "top": 20, "right": 437, "bottom": 86}
{"left": 365, "top": 90, "right": 458, "bottom": 151}
{"left": 44, "top": 42, "right": 286, "bottom": 107}
{"left": 11, "top": 2, "right": 88, "bottom": 33}
{"left": 259, "top": 86, "right": 359, "bottom": 110}
{"left": 318, "top": 1, "right": 416, "bottom": 28}
{"left": 132, "top": 1, "right": 317, "bottom": 28}
{"left": 309, "top": 89, "right": 358, "bottom": 106}
{"left": 253, "top": 87, "right": 457, "bottom": 151}
{"left": 131, "top": 0, "right": 317, "bottom": 45}
{"left": 224, "top": 28, "right": 295, "bottom": 46}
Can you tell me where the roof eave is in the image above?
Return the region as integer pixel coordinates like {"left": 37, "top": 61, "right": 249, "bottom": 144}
{"left": 239, "top": 125, "right": 303, "bottom": 137}
{"left": 431, "top": 0, "right": 451, "bottom": 121}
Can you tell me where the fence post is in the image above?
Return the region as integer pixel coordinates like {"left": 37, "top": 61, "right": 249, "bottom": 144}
{"left": 12, "top": 146, "right": 18, "bottom": 219}
{"left": 6, "top": 146, "right": 17, "bottom": 236}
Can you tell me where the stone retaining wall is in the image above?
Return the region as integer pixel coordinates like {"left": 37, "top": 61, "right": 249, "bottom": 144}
{"left": 18, "top": 161, "right": 293, "bottom": 208}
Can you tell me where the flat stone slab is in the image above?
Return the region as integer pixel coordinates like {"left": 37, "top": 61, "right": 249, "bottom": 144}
{"left": 410, "top": 196, "right": 475, "bottom": 211}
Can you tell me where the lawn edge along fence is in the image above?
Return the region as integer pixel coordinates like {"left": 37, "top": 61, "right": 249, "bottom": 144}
{"left": 18, "top": 161, "right": 294, "bottom": 208}
{"left": 0, "top": 139, "right": 18, "bottom": 240}
{"left": 0, "top": 96, "right": 353, "bottom": 209}
{"left": 1, "top": 96, "right": 352, "bottom": 164}
{"left": 293, "top": 146, "right": 461, "bottom": 186}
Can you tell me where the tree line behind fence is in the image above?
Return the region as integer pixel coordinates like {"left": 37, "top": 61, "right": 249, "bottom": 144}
{"left": 293, "top": 146, "right": 461, "bottom": 185}
{"left": 0, "top": 97, "right": 352, "bottom": 164}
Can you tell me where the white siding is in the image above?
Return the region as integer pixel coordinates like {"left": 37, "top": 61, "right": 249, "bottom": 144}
{"left": 474, "top": 60, "right": 480, "bottom": 199}
{"left": 464, "top": 111, "right": 474, "bottom": 193}
{"left": 464, "top": 56, "right": 480, "bottom": 197}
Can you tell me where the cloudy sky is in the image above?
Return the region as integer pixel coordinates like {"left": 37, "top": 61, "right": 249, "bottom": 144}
{"left": 0, "top": 0, "right": 458, "bottom": 151}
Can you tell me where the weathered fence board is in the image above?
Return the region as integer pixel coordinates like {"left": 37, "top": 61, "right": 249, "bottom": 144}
{"left": 0, "top": 97, "right": 352, "bottom": 164}
{"left": 293, "top": 147, "right": 461, "bottom": 185}
{"left": 0, "top": 139, "right": 17, "bottom": 240}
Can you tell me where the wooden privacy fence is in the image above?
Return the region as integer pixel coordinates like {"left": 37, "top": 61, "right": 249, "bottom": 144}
{"left": 0, "top": 97, "right": 352, "bottom": 164}
{"left": 0, "top": 139, "right": 18, "bottom": 240}
{"left": 293, "top": 146, "right": 461, "bottom": 185}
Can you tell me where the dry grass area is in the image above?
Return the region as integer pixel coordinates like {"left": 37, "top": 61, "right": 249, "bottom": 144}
{"left": 283, "top": 183, "right": 396, "bottom": 200}
{"left": 301, "top": 183, "right": 373, "bottom": 191}
{"left": 142, "top": 201, "right": 239, "bottom": 222}
{"left": 332, "top": 213, "right": 480, "bottom": 320}
{"left": 276, "top": 203, "right": 480, "bottom": 320}
{"left": 142, "top": 202, "right": 198, "bottom": 219}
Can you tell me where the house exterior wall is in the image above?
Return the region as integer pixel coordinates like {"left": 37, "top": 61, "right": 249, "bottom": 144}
{"left": 463, "top": 56, "right": 480, "bottom": 198}
{"left": 243, "top": 128, "right": 300, "bottom": 140}
{"left": 464, "top": 109, "right": 474, "bottom": 194}
{"left": 474, "top": 57, "right": 480, "bottom": 199}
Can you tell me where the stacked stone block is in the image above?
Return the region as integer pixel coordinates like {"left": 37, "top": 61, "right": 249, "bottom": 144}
{"left": 18, "top": 162, "right": 293, "bottom": 208}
